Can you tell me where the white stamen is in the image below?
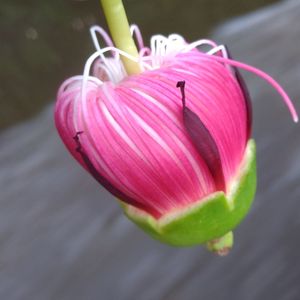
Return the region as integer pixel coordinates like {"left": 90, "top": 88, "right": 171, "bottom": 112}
{"left": 130, "top": 24, "right": 145, "bottom": 50}
{"left": 85, "top": 24, "right": 256, "bottom": 92}
{"left": 207, "top": 45, "right": 228, "bottom": 58}
{"left": 183, "top": 39, "right": 218, "bottom": 52}
{"left": 83, "top": 25, "right": 227, "bottom": 88}
{"left": 90, "top": 25, "right": 119, "bottom": 59}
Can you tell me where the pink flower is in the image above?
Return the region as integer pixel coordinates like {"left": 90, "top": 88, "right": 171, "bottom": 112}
{"left": 55, "top": 25, "right": 297, "bottom": 247}
{"left": 55, "top": 27, "right": 296, "bottom": 218}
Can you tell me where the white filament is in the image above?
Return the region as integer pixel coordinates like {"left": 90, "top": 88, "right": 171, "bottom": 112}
{"left": 74, "top": 24, "right": 298, "bottom": 124}
{"left": 130, "top": 24, "right": 145, "bottom": 50}
{"left": 83, "top": 24, "right": 225, "bottom": 89}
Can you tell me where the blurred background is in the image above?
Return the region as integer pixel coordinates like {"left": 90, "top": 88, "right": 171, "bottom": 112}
{"left": 2, "top": 1, "right": 300, "bottom": 300}
{"left": 1, "top": 0, "right": 279, "bottom": 130}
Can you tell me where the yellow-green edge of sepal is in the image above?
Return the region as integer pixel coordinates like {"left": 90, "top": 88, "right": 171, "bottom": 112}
{"left": 121, "top": 139, "right": 257, "bottom": 247}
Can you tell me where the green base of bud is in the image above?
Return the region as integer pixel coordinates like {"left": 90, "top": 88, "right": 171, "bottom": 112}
{"left": 206, "top": 231, "right": 233, "bottom": 256}
{"left": 122, "top": 139, "right": 256, "bottom": 248}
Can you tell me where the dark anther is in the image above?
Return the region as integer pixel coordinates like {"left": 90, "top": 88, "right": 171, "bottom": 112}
{"left": 224, "top": 45, "right": 252, "bottom": 140}
{"left": 177, "top": 80, "right": 225, "bottom": 191}
{"left": 73, "top": 131, "right": 84, "bottom": 152}
{"left": 176, "top": 81, "right": 186, "bottom": 107}
{"left": 71, "top": 131, "right": 160, "bottom": 217}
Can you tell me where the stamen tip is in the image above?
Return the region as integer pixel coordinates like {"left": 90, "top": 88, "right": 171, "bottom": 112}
{"left": 176, "top": 81, "right": 185, "bottom": 88}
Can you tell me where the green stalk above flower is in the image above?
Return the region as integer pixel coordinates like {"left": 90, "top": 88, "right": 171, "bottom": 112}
{"left": 100, "top": 0, "right": 140, "bottom": 75}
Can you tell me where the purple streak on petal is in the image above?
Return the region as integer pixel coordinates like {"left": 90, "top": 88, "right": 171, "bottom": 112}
{"left": 225, "top": 45, "right": 253, "bottom": 140}
{"left": 176, "top": 81, "right": 226, "bottom": 191}
{"left": 73, "top": 132, "right": 161, "bottom": 218}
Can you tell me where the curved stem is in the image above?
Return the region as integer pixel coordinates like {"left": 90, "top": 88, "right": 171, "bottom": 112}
{"left": 100, "top": 0, "right": 141, "bottom": 75}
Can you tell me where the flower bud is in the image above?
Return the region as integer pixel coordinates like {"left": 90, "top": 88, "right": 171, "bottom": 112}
{"left": 55, "top": 26, "right": 297, "bottom": 251}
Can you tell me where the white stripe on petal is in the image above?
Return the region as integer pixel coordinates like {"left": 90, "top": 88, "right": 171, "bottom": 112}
{"left": 130, "top": 88, "right": 210, "bottom": 194}
{"left": 126, "top": 108, "right": 200, "bottom": 193}
{"left": 131, "top": 88, "right": 178, "bottom": 124}
{"left": 100, "top": 101, "right": 146, "bottom": 161}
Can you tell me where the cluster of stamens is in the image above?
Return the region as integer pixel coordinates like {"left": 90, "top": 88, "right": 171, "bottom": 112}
{"left": 86, "top": 24, "right": 228, "bottom": 84}
{"left": 58, "top": 24, "right": 297, "bottom": 124}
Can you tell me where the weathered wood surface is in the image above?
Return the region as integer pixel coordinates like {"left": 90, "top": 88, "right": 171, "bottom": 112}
{"left": 1, "top": 0, "right": 300, "bottom": 299}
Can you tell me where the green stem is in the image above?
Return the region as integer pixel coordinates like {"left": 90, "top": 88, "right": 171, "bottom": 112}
{"left": 100, "top": 0, "right": 141, "bottom": 75}
{"left": 206, "top": 231, "right": 234, "bottom": 256}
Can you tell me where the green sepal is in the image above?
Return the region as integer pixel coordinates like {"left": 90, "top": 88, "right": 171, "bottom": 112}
{"left": 122, "top": 139, "right": 257, "bottom": 247}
